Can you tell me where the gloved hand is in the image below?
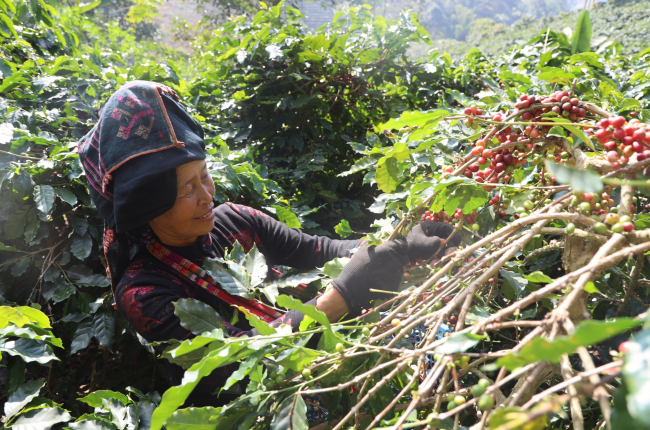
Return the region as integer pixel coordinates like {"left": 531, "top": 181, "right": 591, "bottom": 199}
{"left": 406, "top": 221, "right": 461, "bottom": 262}
{"left": 332, "top": 239, "right": 408, "bottom": 316}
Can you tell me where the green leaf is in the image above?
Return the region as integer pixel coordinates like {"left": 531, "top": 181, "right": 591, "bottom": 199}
{"left": 434, "top": 333, "right": 487, "bottom": 354}
{"left": 276, "top": 294, "right": 330, "bottom": 329}
{"left": 203, "top": 259, "right": 251, "bottom": 298}
{"left": 273, "top": 206, "right": 301, "bottom": 228}
{"left": 164, "top": 407, "right": 218, "bottom": 430}
{"left": 584, "top": 281, "right": 601, "bottom": 295}
{"left": 174, "top": 298, "right": 226, "bottom": 335}
{"left": 538, "top": 67, "right": 575, "bottom": 84}
{"left": 4, "top": 379, "right": 45, "bottom": 419}
{"left": 547, "top": 126, "right": 566, "bottom": 138}
{"left": 0, "top": 121, "right": 14, "bottom": 143}
{"left": 317, "top": 190, "right": 339, "bottom": 202}
{"left": 92, "top": 310, "right": 114, "bottom": 349}
{"left": 270, "top": 395, "right": 308, "bottom": 430}
{"left": 0, "top": 338, "right": 58, "bottom": 363}
{"left": 523, "top": 271, "right": 553, "bottom": 284}
{"left": 622, "top": 326, "right": 650, "bottom": 426}
{"left": 238, "top": 307, "right": 275, "bottom": 335}
{"left": 67, "top": 418, "right": 117, "bottom": 430}
{"left": 71, "top": 235, "right": 93, "bottom": 261}
{"left": 77, "top": 390, "right": 129, "bottom": 408}
{"left": 498, "top": 71, "right": 531, "bottom": 85}
{"left": 442, "top": 183, "right": 489, "bottom": 215}
{"left": 70, "top": 318, "right": 93, "bottom": 354}
{"left": 150, "top": 342, "right": 258, "bottom": 430}
{"left": 222, "top": 348, "right": 266, "bottom": 391}
{"left": 10, "top": 307, "right": 52, "bottom": 329}
{"left": 466, "top": 306, "right": 490, "bottom": 324}
{"left": 375, "top": 157, "right": 400, "bottom": 193}
{"left": 9, "top": 407, "right": 71, "bottom": 430}
{"left": 498, "top": 318, "right": 641, "bottom": 370}
{"left": 78, "top": 0, "right": 100, "bottom": 13}
{"left": 545, "top": 161, "right": 603, "bottom": 193}
{"left": 269, "top": 270, "right": 322, "bottom": 289}
{"left": 321, "top": 257, "right": 349, "bottom": 279}
{"left": 548, "top": 117, "right": 595, "bottom": 150}
{"left": 500, "top": 270, "right": 528, "bottom": 300}
{"left": 243, "top": 244, "right": 267, "bottom": 288}
{"left": 54, "top": 187, "right": 77, "bottom": 206}
{"left": 335, "top": 219, "right": 353, "bottom": 238}
{"left": 33, "top": 185, "right": 55, "bottom": 219}
{"left": 571, "top": 10, "right": 592, "bottom": 54}
{"left": 488, "top": 407, "right": 547, "bottom": 430}
{"left": 0, "top": 306, "right": 31, "bottom": 328}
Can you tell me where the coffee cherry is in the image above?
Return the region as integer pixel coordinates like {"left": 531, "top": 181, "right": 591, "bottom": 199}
{"left": 471, "top": 384, "right": 486, "bottom": 397}
{"left": 579, "top": 202, "right": 592, "bottom": 213}
{"left": 566, "top": 223, "right": 575, "bottom": 234}
{"left": 275, "top": 375, "right": 285, "bottom": 385}
{"left": 593, "top": 223, "right": 608, "bottom": 234}
{"left": 623, "top": 221, "right": 635, "bottom": 232}
{"left": 478, "top": 394, "right": 494, "bottom": 411}
{"left": 606, "top": 213, "right": 619, "bottom": 225}
{"left": 478, "top": 378, "right": 491, "bottom": 388}
{"left": 447, "top": 400, "right": 457, "bottom": 411}
{"left": 302, "top": 368, "right": 312, "bottom": 378}
{"left": 619, "top": 341, "right": 632, "bottom": 353}
{"left": 391, "top": 318, "right": 400, "bottom": 327}
{"left": 433, "top": 300, "right": 443, "bottom": 310}
{"left": 471, "top": 223, "right": 480, "bottom": 231}
{"left": 362, "top": 327, "right": 371, "bottom": 336}
{"left": 454, "top": 395, "right": 466, "bottom": 405}
{"left": 336, "top": 343, "right": 345, "bottom": 353}
{"left": 611, "top": 223, "right": 624, "bottom": 233}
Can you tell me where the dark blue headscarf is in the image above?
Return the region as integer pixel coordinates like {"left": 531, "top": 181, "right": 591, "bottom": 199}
{"left": 78, "top": 80, "right": 206, "bottom": 233}
{"left": 78, "top": 81, "right": 207, "bottom": 290}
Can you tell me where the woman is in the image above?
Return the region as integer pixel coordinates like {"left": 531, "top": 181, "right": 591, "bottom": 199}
{"left": 79, "top": 81, "right": 458, "bottom": 406}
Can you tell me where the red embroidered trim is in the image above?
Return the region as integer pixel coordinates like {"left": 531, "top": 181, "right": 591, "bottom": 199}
{"left": 146, "top": 238, "right": 281, "bottom": 322}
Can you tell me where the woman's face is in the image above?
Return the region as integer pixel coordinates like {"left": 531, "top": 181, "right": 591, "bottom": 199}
{"left": 149, "top": 160, "right": 215, "bottom": 246}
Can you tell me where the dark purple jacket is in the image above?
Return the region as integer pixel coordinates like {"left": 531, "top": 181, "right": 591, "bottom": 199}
{"left": 115, "top": 202, "right": 360, "bottom": 405}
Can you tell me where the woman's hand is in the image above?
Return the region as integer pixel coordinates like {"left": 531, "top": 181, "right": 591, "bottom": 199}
{"left": 331, "top": 239, "right": 408, "bottom": 317}
{"left": 406, "top": 221, "right": 460, "bottom": 261}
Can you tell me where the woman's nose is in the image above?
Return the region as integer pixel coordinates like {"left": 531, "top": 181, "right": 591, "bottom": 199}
{"left": 198, "top": 181, "right": 214, "bottom": 203}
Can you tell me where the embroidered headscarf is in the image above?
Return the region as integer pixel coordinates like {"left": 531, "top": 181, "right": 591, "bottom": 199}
{"left": 78, "top": 80, "right": 206, "bottom": 289}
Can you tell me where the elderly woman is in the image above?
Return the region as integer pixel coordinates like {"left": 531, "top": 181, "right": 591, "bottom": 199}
{"left": 79, "top": 81, "right": 457, "bottom": 407}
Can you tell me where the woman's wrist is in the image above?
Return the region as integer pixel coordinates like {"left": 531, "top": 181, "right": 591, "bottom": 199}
{"left": 316, "top": 288, "right": 350, "bottom": 322}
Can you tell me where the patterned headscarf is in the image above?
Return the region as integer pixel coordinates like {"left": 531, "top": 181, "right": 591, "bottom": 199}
{"left": 78, "top": 80, "right": 206, "bottom": 291}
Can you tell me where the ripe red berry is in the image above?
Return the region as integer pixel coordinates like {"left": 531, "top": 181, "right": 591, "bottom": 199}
{"left": 619, "top": 341, "right": 632, "bottom": 353}
{"left": 623, "top": 222, "right": 635, "bottom": 232}
{"left": 443, "top": 296, "right": 452, "bottom": 303}
{"left": 611, "top": 116, "right": 626, "bottom": 128}
{"left": 633, "top": 130, "right": 646, "bottom": 141}
{"left": 613, "top": 128, "right": 626, "bottom": 140}
{"left": 488, "top": 278, "right": 494, "bottom": 283}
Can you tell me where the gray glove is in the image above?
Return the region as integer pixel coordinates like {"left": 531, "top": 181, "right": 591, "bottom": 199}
{"left": 332, "top": 239, "right": 408, "bottom": 316}
{"left": 406, "top": 221, "right": 460, "bottom": 261}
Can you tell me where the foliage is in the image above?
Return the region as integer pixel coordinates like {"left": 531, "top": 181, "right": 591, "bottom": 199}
{"left": 422, "top": 1, "right": 650, "bottom": 60}
{"left": 2, "top": 1, "right": 650, "bottom": 429}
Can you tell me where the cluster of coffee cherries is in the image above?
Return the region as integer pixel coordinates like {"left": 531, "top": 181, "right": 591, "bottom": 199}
{"left": 528, "top": 91, "right": 588, "bottom": 120}
{"left": 463, "top": 105, "right": 484, "bottom": 129}
{"left": 567, "top": 185, "right": 638, "bottom": 233}
{"left": 421, "top": 209, "right": 481, "bottom": 231}
{"left": 593, "top": 117, "right": 650, "bottom": 168}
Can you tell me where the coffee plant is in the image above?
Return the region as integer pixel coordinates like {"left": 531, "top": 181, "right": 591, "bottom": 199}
{"left": 2, "top": 0, "right": 650, "bottom": 429}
